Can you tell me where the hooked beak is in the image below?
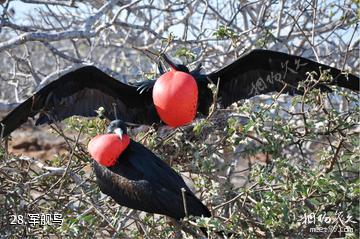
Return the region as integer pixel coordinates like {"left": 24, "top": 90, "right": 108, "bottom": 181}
{"left": 114, "top": 128, "right": 124, "bottom": 140}
{"left": 160, "top": 53, "right": 179, "bottom": 71}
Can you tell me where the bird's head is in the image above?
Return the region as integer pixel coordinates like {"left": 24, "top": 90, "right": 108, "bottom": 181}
{"left": 107, "top": 119, "right": 127, "bottom": 138}
{"left": 161, "top": 53, "right": 190, "bottom": 73}
{"left": 88, "top": 120, "right": 130, "bottom": 167}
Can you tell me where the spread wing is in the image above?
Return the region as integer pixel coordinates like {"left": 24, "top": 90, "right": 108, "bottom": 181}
{"left": 197, "top": 49, "right": 359, "bottom": 113}
{"left": 93, "top": 140, "right": 210, "bottom": 220}
{"left": 0, "top": 66, "right": 159, "bottom": 137}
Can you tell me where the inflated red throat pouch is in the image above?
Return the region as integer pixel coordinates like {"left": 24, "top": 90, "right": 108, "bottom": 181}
{"left": 153, "top": 70, "right": 198, "bottom": 127}
{"left": 88, "top": 134, "right": 130, "bottom": 167}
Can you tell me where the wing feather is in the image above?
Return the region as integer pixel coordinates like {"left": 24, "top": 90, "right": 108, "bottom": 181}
{"left": 0, "top": 66, "right": 159, "bottom": 137}
{"left": 199, "top": 49, "right": 359, "bottom": 111}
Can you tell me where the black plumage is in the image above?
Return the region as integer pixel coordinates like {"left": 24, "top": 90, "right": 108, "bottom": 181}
{"left": 1, "top": 49, "right": 358, "bottom": 137}
{"left": 0, "top": 66, "right": 158, "bottom": 137}
{"left": 92, "top": 120, "right": 210, "bottom": 220}
{"left": 204, "top": 50, "right": 359, "bottom": 109}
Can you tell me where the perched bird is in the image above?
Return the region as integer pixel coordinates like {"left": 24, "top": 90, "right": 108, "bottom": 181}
{"left": 1, "top": 49, "right": 359, "bottom": 136}
{"left": 88, "top": 120, "right": 211, "bottom": 220}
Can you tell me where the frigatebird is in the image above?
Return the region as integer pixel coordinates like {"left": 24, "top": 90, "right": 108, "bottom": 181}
{"left": 89, "top": 120, "right": 211, "bottom": 227}
{"left": 1, "top": 49, "right": 359, "bottom": 137}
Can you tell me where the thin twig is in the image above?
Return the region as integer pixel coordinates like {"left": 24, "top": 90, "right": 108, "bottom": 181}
{"left": 181, "top": 187, "right": 188, "bottom": 217}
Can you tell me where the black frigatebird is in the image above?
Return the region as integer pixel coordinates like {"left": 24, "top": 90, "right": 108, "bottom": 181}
{"left": 1, "top": 49, "right": 359, "bottom": 136}
{"left": 88, "top": 120, "right": 211, "bottom": 233}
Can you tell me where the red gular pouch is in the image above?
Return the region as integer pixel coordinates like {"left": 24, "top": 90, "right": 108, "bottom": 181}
{"left": 153, "top": 70, "right": 198, "bottom": 127}
{"left": 88, "top": 134, "right": 130, "bottom": 167}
